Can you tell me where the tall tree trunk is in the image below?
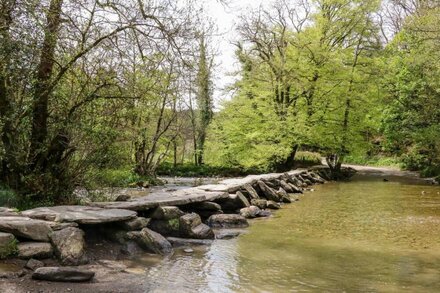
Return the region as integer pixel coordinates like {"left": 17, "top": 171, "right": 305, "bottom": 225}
{"left": 29, "top": 0, "right": 64, "bottom": 169}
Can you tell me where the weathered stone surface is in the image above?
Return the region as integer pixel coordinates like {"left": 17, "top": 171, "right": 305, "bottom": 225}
{"left": 167, "top": 237, "right": 213, "bottom": 247}
{"left": 18, "top": 242, "right": 53, "bottom": 259}
{"left": 207, "top": 214, "right": 249, "bottom": 228}
{"left": 49, "top": 227, "right": 88, "bottom": 266}
{"left": 25, "top": 259, "right": 45, "bottom": 271}
{"left": 250, "top": 199, "right": 267, "bottom": 209}
{"left": 0, "top": 232, "right": 16, "bottom": 258}
{"left": 91, "top": 190, "right": 228, "bottom": 211}
{"left": 48, "top": 222, "right": 79, "bottom": 231}
{"left": 32, "top": 267, "right": 95, "bottom": 282}
{"left": 240, "top": 206, "right": 261, "bottom": 219}
{"left": 216, "top": 192, "right": 250, "bottom": 211}
{"left": 115, "top": 194, "right": 131, "bottom": 202}
{"left": 267, "top": 201, "right": 281, "bottom": 210}
{"left": 241, "top": 184, "right": 259, "bottom": 200}
{"left": 277, "top": 188, "right": 292, "bottom": 203}
{"left": 279, "top": 180, "right": 294, "bottom": 193}
{"left": 120, "top": 240, "right": 144, "bottom": 256}
{"left": 0, "top": 216, "right": 52, "bottom": 242}
{"left": 126, "top": 228, "right": 173, "bottom": 255}
{"left": 148, "top": 219, "right": 180, "bottom": 237}
{"left": 0, "top": 207, "right": 19, "bottom": 217}
{"left": 119, "top": 217, "right": 150, "bottom": 231}
{"left": 21, "top": 206, "right": 136, "bottom": 224}
{"left": 179, "top": 213, "right": 215, "bottom": 239}
{"left": 257, "top": 180, "right": 281, "bottom": 202}
{"left": 151, "top": 206, "right": 185, "bottom": 220}
{"left": 189, "top": 201, "right": 222, "bottom": 211}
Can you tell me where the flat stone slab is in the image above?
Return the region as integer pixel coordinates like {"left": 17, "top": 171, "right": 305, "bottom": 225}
{"left": 0, "top": 216, "right": 52, "bottom": 241}
{"left": 21, "top": 206, "right": 137, "bottom": 224}
{"left": 91, "top": 189, "right": 229, "bottom": 211}
{"left": 32, "top": 267, "right": 95, "bottom": 282}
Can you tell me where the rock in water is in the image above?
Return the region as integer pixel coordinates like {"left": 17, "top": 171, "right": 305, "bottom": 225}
{"left": 0, "top": 216, "right": 52, "bottom": 242}
{"left": 256, "top": 181, "right": 281, "bottom": 202}
{"left": 151, "top": 206, "right": 185, "bottom": 220}
{"left": 0, "top": 232, "right": 16, "bottom": 258}
{"left": 25, "top": 258, "right": 45, "bottom": 271}
{"left": 250, "top": 199, "right": 267, "bottom": 209}
{"left": 207, "top": 214, "right": 249, "bottom": 228}
{"left": 148, "top": 219, "right": 180, "bottom": 237}
{"left": 49, "top": 227, "right": 88, "bottom": 266}
{"left": 18, "top": 242, "right": 53, "bottom": 259}
{"left": 32, "top": 267, "right": 95, "bottom": 282}
{"left": 266, "top": 201, "right": 281, "bottom": 210}
{"left": 179, "top": 213, "right": 215, "bottom": 239}
{"left": 119, "top": 217, "right": 150, "bottom": 231}
{"left": 240, "top": 206, "right": 261, "bottom": 219}
{"left": 277, "top": 188, "right": 292, "bottom": 203}
{"left": 126, "top": 228, "right": 173, "bottom": 255}
{"left": 242, "top": 184, "right": 260, "bottom": 200}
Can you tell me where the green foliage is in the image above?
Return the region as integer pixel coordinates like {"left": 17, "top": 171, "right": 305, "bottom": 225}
{"left": 85, "top": 167, "right": 163, "bottom": 188}
{"left": 344, "top": 155, "right": 402, "bottom": 168}
{"left": 0, "top": 237, "right": 18, "bottom": 259}
{"left": 0, "top": 186, "right": 19, "bottom": 207}
{"left": 294, "top": 151, "right": 322, "bottom": 167}
{"left": 157, "top": 162, "right": 253, "bottom": 177}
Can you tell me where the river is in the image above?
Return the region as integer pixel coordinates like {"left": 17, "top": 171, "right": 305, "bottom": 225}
{"left": 123, "top": 169, "right": 440, "bottom": 292}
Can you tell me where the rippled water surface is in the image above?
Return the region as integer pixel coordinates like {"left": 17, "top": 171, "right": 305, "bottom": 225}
{"left": 128, "top": 172, "right": 440, "bottom": 292}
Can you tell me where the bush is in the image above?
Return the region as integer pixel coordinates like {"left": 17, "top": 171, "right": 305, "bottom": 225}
{"left": 157, "top": 163, "right": 254, "bottom": 177}
{"left": 0, "top": 186, "right": 19, "bottom": 208}
{"left": 85, "top": 167, "right": 163, "bottom": 188}
{"left": 344, "top": 155, "right": 402, "bottom": 168}
{"left": 294, "top": 151, "right": 322, "bottom": 167}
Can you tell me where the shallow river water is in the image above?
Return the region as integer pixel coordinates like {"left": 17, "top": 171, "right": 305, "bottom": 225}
{"left": 126, "top": 171, "right": 440, "bottom": 292}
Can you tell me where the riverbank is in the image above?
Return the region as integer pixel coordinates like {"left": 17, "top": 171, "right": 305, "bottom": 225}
{"left": 2, "top": 165, "right": 435, "bottom": 292}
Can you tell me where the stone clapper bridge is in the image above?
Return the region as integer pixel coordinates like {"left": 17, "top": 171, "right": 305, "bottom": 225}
{"left": 0, "top": 166, "right": 355, "bottom": 282}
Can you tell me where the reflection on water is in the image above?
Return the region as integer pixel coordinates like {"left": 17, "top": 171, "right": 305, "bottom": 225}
{"left": 127, "top": 174, "right": 440, "bottom": 292}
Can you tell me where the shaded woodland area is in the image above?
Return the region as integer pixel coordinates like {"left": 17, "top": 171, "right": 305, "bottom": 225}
{"left": 0, "top": 0, "right": 439, "bottom": 207}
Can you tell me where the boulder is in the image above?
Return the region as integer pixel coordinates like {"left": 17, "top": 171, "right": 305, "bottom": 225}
{"left": 189, "top": 201, "right": 222, "bottom": 211}
{"left": 21, "top": 206, "right": 136, "bottom": 224}
{"left": 267, "top": 201, "right": 281, "bottom": 210}
{"left": 148, "top": 219, "right": 180, "bottom": 237}
{"left": 279, "top": 180, "right": 294, "bottom": 193}
{"left": 151, "top": 206, "right": 185, "bottom": 220}
{"left": 216, "top": 192, "right": 250, "bottom": 211}
{"left": 240, "top": 206, "right": 261, "bottom": 219}
{"left": 207, "top": 214, "right": 249, "bottom": 228}
{"left": 32, "top": 267, "right": 95, "bottom": 282}
{"left": 25, "top": 259, "right": 45, "bottom": 271}
{"left": 48, "top": 222, "right": 79, "bottom": 231}
{"left": 257, "top": 181, "right": 281, "bottom": 202}
{"left": 241, "top": 184, "right": 260, "bottom": 200}
{"left": 17, "top": 242, "right": 53, "bottom": 259}
{"left": 277, "top": 188, "right": 292, "bottom": 203}
{"left": 0, "top": 232, "right": 16, "bottom": 258}
{"left": 49, "top": 227, "right": 88, "bottom": 266}
{"left": 119, "top": 217, "right": 150, "bottom": 231}
{"left": 250, "top": 199, "right": 267, "bottom": 209}
{"left": 0, "top": 216, "right": 52, "bottom": 242}
{"left": 120, "top": 240, "right": 145, "bottom": 256}
{"left": 126, "top": 228, "right": 173, "bottom": 255}
{"left": 179, "top": 213, "right": 215, "bottom": 239}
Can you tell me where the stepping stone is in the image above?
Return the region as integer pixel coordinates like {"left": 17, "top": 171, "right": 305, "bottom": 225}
{"left": 18, "top": 242, "right": 53, "bottom": 259}
{"left": 21, "top": 206, "right": 137, "bottom": 224}
{"left": 207, "top": 214, "right": 249, "bottom": 228}
{"left": 0, "top": 216, "right": 52, "bottom": 242}
{"left": 32, "top": 267, "right": 95, "bottom": 282}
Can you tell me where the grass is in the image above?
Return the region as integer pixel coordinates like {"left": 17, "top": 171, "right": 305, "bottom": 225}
{"left": 294, "top": 151, "right": 322, "bottom": 167}
{"left": 0, "top": 237, "right": 18, "bottom": 259}
{"left": 156, "top": 162, "right": 254, "bottom": 177}
{"left": 344, "top": 155, "right": 403, "bottom": 168}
